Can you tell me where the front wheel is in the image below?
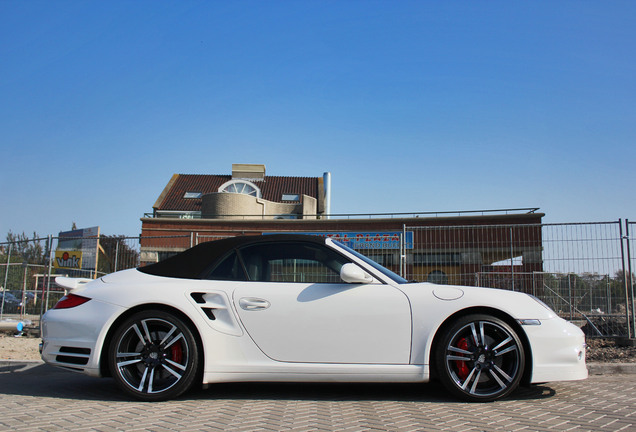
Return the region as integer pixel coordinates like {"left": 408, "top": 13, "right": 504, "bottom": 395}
{"left": 108, "top": 310, "right": 200, "bottom": 401}
{"left": 434, "top": 314, "right": 525, "bottom": 402}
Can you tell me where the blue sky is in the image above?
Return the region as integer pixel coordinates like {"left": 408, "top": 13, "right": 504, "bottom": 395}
{"left": 1, "top": 1, "right": 634, "bottom": 238}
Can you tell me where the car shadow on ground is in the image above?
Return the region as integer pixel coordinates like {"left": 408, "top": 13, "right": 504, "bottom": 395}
{"left": 0, "top": 363, "right": 129, "bottom": 402}
{"left": 0, "top": 362, "right": 556, "bottom": 403}
{"left": 189, "top": 381, "right": 556, "bottom": 403}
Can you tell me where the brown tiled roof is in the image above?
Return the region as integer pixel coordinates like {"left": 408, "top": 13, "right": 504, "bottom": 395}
{"left": 155, "top": 174, "right": 321, "bottom": 211}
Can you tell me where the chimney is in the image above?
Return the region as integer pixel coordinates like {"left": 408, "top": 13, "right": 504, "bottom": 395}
{"left": 232, "top": 163, "right": 266, "bottom": 181}
{"left": 323, "top": 172, "right": 331, "bottom": 219}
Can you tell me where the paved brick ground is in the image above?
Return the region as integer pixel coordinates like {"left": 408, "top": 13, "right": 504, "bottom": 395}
{"left": 0, "top": 362, "right": 634, "bottom": 431}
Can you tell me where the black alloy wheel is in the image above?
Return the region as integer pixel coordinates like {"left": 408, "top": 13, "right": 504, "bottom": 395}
{"left": 435, "top": 314, "right": 525, "bottom": 402}
{"left": 108, "top": 310, "right": 200, "bottom": 401}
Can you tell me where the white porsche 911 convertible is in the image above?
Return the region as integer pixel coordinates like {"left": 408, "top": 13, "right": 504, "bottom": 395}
{"left": 41, "top": 234, "right": 587, "bottom": 402}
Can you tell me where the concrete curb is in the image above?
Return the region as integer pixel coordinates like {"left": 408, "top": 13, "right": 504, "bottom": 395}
{"left": 2, "top": 359, "right": 636, "bottom": 374}
{"left": 587, "top": 362, "right": 636, "bottom": 374}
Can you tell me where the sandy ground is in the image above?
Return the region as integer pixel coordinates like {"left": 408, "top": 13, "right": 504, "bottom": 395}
{"left": 0, "top": 333, "right": 42, "bottom": 361}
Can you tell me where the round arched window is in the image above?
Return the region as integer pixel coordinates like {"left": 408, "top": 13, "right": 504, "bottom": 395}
{"left": 218, "top": 180, "right": 261, "bottom": 198}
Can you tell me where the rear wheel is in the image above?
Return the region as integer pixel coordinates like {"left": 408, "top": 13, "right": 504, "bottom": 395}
{"left": 435, "top": 314, "right": 524, "bottom": 402}
{"left": 108, "top": 310, "right": 200, "bottom": 401}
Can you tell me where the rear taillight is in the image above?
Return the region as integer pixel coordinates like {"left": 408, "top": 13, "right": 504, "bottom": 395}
{"left": 53, "top": 294, "right": 91, "bottom": 309}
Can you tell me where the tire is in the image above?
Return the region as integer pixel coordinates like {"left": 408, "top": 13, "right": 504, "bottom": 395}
{"left": 434, "top": 314, "right": 525, "bottom": 402}
{"left": 108, "top": 309, "right": 200, "bottom": 401}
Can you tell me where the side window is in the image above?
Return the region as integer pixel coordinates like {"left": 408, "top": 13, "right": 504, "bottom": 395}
{"left": 238, "top": 242, "right": 350, "bottom": 283}
{"left": 206, "top": 251, "right": 247, "bottom": 281}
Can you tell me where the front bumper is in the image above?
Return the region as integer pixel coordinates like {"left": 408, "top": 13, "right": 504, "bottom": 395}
{"left": 524, "top": 317, "right": 588, "bottom": 383}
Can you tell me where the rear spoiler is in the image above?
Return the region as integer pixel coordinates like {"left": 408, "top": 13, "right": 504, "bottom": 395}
{"left": 55, "top": 277, "right": 94, "bottom": 291}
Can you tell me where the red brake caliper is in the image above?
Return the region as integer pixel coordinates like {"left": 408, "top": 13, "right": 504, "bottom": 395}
{"left": 455, "top": 337, "right": 470, "bottom": 379}
{"left": 170, "top": 342, "right": 183, "bottom": 364}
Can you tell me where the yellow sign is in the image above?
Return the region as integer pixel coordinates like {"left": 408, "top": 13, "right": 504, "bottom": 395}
{"left": 54, "top": 250, "right": 83, "bottom": 269}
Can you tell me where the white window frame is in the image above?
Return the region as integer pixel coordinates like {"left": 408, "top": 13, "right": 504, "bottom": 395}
{"left": 218, "top": 179, "right": 262, "bottom": 198}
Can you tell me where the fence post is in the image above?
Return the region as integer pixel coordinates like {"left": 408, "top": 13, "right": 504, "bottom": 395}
{"left": 625, "top": 219, "right": 635, "bottom": 339}
{"left": 45, "top": 236, "right": 54, "bottom": 315}
{"left": 400, "top": 224, "right": 406, "bottom": 278}
{"left": 114, "top": 240, "right": 120, "bottom": 272}
{"left": 510, "top": 227, "right": 515, "bottom": 291}
{"left": 21, "top": 262, "right": 28, "bottom": 320}
{"left": 619, "top": 219, "right": 632, "bottom": 338}
{"left": 606, "top": 277, "right": 611, "bottom": 318}
{"left": 568, "top": 274, "right": 573, "bottom": 322}
{"left": 532, "top": 271, "right": 537, "bottom": 297}
{"left": 40, "top": 235, "right": 54, "bottom": 335}
{"left": 1, "top": 242, "right": 12, "bottom": 320}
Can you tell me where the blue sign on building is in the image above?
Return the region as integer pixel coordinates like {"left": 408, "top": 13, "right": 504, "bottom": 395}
{"left": 271, "top": 231, "right": 414, "bottom": 250}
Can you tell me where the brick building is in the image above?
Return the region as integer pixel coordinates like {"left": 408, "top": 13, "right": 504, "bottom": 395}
{"left": 150, "top": 164, "right": 330, "bottom": 221}
{"left": 140, "top": 164, "right": 544, "bottom": 290}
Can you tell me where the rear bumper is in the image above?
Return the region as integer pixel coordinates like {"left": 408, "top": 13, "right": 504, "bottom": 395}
{"left": 41, "top": 300, "right": 124, "bottom": 377}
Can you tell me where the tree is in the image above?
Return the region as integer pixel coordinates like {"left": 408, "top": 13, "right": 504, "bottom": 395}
{"left": 613, "top": 269, "right": 635, "bottom": 286}
{"left": 4, "top": 231, "right": 48, "bottom": 265}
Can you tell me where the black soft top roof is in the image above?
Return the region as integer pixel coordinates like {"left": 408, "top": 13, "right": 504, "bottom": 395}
{"left": 138, "top": 234, "right": 329, "bottom": 279}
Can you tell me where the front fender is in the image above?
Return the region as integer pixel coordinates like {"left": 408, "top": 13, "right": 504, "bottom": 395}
{"left": 403, "top": 283, "right": 554, "bottom": 366}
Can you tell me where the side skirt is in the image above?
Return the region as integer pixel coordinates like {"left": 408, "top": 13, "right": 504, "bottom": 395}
{"left": 203, "top": 364, "right": 429, "bottom": 384}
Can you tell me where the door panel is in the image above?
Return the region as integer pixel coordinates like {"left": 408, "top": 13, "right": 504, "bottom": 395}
{"left": 233, "top": 282, "right": 411, "bottom": 364}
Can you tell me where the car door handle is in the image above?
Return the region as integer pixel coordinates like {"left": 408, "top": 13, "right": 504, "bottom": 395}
{"left": 239, "top": 297, "right": 271, "bottom": 311}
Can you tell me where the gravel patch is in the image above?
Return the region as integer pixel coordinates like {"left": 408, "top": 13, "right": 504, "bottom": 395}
{"left": 586, "top": 337, "right": 636, "bottom": 363}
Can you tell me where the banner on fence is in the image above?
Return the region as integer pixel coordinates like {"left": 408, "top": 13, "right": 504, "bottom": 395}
{"left": 57, "top": 226, "right": 100, "bottom": 273}
{"left": 54, "top": 250, "right": 83, "bottom": 269}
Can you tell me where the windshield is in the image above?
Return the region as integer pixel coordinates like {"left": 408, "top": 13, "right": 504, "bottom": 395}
{"left": 330, "top": 240, "right": 409, "bottom": 284}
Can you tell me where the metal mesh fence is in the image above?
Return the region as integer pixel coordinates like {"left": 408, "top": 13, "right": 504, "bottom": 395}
{"left": 0, "top": 235, "right": 144, "bottom": 324}
{"left": 1, "top": 221, "right": 634, "bottom": 338}
{"left": 0, "top": 236, "right": 54, "bottom": 325}
{"left": 137, "top": 235, "right": 191, "bottom": 266}
{"left": 406, "top": 221, "right": 631, "bottom": 337}
{"left": 98, "top": 236, "right": 141, "bottom": 273}
{"left": 530, "top": 223, "right": 629, "bottom": 337}
{"left": 406, "top": 224, "right": 543, "bottom": 289}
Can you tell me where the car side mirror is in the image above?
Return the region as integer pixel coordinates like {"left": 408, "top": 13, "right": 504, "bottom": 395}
{"left": 340, "top": 263, "right": 374, "bottom": 284}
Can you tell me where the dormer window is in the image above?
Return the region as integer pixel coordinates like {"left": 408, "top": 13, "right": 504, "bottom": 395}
{"left": 282, "top": 193, "right": 300, "bottom": 202}
{"left": 218, "top": 180, "right": 261, "bottom": 198}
